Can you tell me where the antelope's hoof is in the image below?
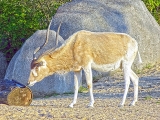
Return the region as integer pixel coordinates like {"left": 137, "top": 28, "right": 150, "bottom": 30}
{"left": 87, "top": 103, "right": 94, "bottom": 108}
{"left": 129, "top": 101, "right": 136, "bottom": 106}
{"left": 68, "top": 104, "right": 74, "bottom": 108}
{"left": 118, "top": 104, "right": 124, "bottom": 108}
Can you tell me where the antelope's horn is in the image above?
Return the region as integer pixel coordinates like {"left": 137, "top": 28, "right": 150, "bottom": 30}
{"left": 55, "top": 21, "right": 62, "bottom": 47}
{"left": 33, "top": 18, "right": 53, "bottom": 60}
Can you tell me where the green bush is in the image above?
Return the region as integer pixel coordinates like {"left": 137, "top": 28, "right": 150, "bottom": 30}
{"left": 0, "top": 0, "right": 71, "bottom": 62}
{"left": 142, "top": 0, "right": 160, "bottom": 24}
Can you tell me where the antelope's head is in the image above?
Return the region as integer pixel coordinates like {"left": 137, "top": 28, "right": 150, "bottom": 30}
{"left": 27, "top": 19, "right": 62, "bottom": 86}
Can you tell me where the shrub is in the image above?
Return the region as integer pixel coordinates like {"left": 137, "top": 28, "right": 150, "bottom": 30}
{"left": 142, "top": 0, "right": 160, "bottom": 24}
{"left": 0, "top": 0, "right": 71, "bottom": 62}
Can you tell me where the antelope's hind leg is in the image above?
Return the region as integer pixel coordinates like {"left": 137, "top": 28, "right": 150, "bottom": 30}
{"left": 129, "top": 69, "right": 139, "bottom": 106}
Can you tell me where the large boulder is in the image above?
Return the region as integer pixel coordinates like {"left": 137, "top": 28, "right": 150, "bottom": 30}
{"left": 5, "top": 0, "right": 160, "bottom": 97}
{"left": 51, "top": 0, "right": 160, "bottom": 67}
{"left": 5, "top": 30, "right": 80, "bottom": 97}
{"left": 0, "top": 52, "right": 7, "bottom": 79}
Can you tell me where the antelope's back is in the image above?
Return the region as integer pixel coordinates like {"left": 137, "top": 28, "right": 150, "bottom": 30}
{"left": 73, "top": 31, "right": 137, "bottom": 66}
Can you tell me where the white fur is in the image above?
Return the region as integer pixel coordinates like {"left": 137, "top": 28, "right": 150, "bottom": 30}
{"left": 91, "top": 60, "right": 122, "bottom": 72}
{"left": 31, "top": 69, "right": 38, "bottom": 77}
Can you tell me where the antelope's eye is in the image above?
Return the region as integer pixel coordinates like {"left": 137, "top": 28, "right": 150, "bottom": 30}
{"left": 35, "top": 67, "right": 39, "bottom": 70}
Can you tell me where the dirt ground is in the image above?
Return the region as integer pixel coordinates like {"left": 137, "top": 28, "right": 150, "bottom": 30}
{"left": 0, "top": 63, "right": 160, "bottom": 120}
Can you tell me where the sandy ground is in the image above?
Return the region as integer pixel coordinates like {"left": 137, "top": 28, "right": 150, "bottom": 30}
{"left": 0, "top": 63, "right": 160, "bottom": 120}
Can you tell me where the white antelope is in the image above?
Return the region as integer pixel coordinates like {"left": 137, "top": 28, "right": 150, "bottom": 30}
{"left": 27, "top": 20, "right": 142, "bottom": 108}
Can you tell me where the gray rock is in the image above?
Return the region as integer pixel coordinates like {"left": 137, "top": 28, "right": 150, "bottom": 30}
{"left": 4, "top": 30, "right": 81, "bottom": 97}
{"left": 5, "top": 0, "right": 160, "bottom": 97}
{"left": 51, "top": 0, "right": 160, "bottom": 68}
{"left": 0, "top": 52, "right": 7, "bottom": 79}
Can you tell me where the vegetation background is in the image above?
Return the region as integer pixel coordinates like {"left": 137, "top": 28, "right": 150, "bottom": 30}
{"left": 0, "top": 0, "right": 159, "bottom": 63}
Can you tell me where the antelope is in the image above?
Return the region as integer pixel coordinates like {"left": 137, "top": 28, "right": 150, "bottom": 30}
{"left": 27, "top": 19, "right": 142, "bottom": 108}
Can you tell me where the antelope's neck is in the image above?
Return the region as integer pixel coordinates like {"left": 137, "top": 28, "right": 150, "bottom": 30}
{"left": 44, "top": 40, "right": 76, "bottom": 73}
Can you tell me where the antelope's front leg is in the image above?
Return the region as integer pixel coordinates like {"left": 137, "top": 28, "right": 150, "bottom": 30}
{"left": 83, "top": 64, "right": 95, "bottom": 107}
{"left": 69, "top": 71, "right": 81, "bottom": 108}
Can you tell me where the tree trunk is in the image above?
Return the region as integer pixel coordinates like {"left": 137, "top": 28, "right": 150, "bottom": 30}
{"left": 0, "top": 79, "right": 32, "bottom": 106}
